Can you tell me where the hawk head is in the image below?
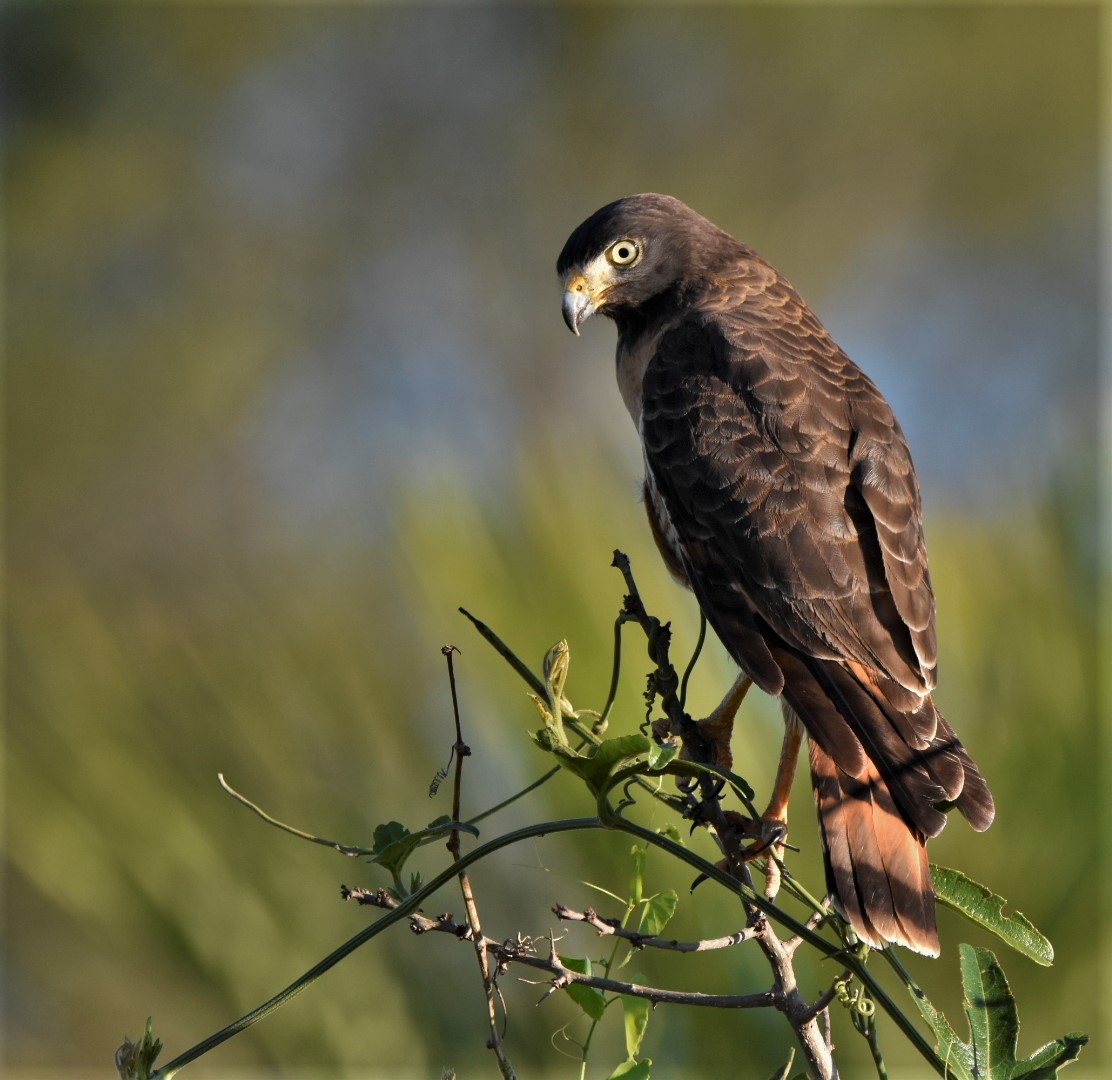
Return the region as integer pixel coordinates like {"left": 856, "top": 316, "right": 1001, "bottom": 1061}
{"left": 556, "top": 193, "right": 741, "bottom": 334}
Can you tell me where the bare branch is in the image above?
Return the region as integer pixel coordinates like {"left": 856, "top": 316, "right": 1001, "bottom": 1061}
{"left": 611, "top": 551, "right": 838, "bottom": 1079}
{"left": 552, "top": 904, "right": 762, "bottom": 953}
{"left": 353, "top": 893, "right": 779, "bottom": 1011}
{"left": 440, "top": 646, "right": 518, "bottom": 1080}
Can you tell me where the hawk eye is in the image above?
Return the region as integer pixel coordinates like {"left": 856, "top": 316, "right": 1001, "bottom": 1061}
{"left": 607, "top": 239, "right": 640, "bottom": 267}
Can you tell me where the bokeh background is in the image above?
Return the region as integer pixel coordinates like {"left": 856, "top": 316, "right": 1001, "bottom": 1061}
{"left": 4, "top": 4, "right": 1103, "bottom": 1078}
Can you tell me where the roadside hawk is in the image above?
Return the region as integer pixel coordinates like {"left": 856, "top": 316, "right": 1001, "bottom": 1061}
{"left": 557, "top": 193, "right": 994, "bottom": 955}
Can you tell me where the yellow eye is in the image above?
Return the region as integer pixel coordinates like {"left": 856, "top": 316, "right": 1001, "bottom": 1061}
{"left": 607, "top": 238, "right": 640, "bottom": 266}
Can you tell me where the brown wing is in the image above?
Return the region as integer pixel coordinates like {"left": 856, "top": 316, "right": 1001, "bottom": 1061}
{"left": 639, "top": 265, "right": 993, "bottom": 952}
{"left": 640, "top": 288, "right": 935, "bottom": 694}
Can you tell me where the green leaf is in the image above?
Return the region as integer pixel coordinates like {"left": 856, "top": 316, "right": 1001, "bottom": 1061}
{"left": 115, "top": 1018, "right": 162, "bottom": 1080}
{"left": 646, "top": 740, "right": 678, "bottom": 769}
{"left": 638, "top": 890, "right": 678, "bottom": 937}
{"left": 623, "top": 995, "right": 650, "bottom": 1059}
{"left": 909, "top": 985, "right": 975, "bottom": 1080}
{"left": 562, "top": 956, "right": 606, "bottom": 1022}
{"left": 606, "top": 1058, "right": 651, "bottom": 1080}
{"left": 367, "top": 818, "right": 478, "bottom": 878}
{"left": 539, "top": 734, "right": 653, "bottom": 794}
{"left": 909, "top": 945, "right": 1087, "bottom": 1079}
{"left": 1013, "top": 1032, "right": 1089, "bottom": 1079}
{"left": 961, "top": 944, "right": 1018, "bottom": 1077}
{"left": 932, "top": 865, "right": 1054, "bottom": 966}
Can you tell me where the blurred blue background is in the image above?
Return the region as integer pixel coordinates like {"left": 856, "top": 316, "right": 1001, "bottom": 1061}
{"left": 4, "top": 4, "right": 1102, "bottom": 1077}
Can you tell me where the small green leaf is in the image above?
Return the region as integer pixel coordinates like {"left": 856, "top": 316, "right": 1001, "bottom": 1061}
{"left": 115, "top": 1018, "right": 162, "bottom": 1080}
{"left": 646, "top": 741, "right": 679, "bottom": 769}
{"left": 623, "top": 995, "right": 650, "bottom": 1059}
{"left": 1013, "top": 1032, "right": 1089, "bottom": 1079}
{"left": 368, "top": 821, "right": 418, "bottom": 876}
{"left": 368, "top": 818, "right": 477, "bottom": 878}
{"left": 541, "top": 734, "right": 653, "bottom": 794}
{"left": 562, "top": 956, "right": 606, "bottom": 1021}
{"left": 371, "top": 820, "right": 409, "bottom": 853}
{"left": 606, "top": 1058, "right": 651, "bottom": 1080}
{"left": 639, "top": 890, "right": 678, "bottom": 937}
{"left": 931, "top": 865, "right": 1054, "bottom": 966}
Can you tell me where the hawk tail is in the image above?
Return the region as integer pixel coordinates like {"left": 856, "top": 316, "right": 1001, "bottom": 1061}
{"left": 775, "top": 655, "right": 993, "bottom": 955}
{"left": 808, "top": 734, "right": 940, "bottom": 955}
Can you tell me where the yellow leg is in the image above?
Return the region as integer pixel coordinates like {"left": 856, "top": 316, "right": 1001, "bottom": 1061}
{"left": 695, "top": 673, "right": 752, "bottom": 769}
{"left": 736, "top": 713, "right": 803, "bottom": 868}
{"left": 763, "top": 713, "right": 803, "bottom": 824}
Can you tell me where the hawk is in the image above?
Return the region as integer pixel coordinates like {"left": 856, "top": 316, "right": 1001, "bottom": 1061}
{"left": 557, "top": 194, "right": 994, "bottom": 955}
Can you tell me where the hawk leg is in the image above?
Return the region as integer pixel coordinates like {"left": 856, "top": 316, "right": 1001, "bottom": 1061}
{"left": 737, "top": 713, "right": 803, "bottom": 897}
{"left": 764, "top": 712, "right": 803, "bottom": 825}
{"left": 694, "top": 673, "right": 752, "bottom": 770}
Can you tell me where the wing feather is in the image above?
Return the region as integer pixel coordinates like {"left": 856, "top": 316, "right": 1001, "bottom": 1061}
{"left": 640, "top": 302, "right": 932, "bottom": 696}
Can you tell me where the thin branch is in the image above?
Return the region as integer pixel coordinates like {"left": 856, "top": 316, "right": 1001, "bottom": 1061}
{"left": 218, "top": 774, "right": 373, "bottom": 857}
{"left": 441, "top": 645, "right": 518, "bottom": 1080}
{"left": 153, "top": 816, "right": 606, "bottom": 1079}
{"left": 785, "top": 908, "right": 835, "bottom": 957}
{"left": 611, "top": 549, "right": 837, "bottom": 1080}
{"left": 349, "top": 891, "right": 778, "bottom": 1011}
{"left": 552, "top": 903, "right": 762, "bottom": 953}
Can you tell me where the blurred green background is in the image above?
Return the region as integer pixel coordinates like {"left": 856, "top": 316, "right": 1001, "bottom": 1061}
{"left": 4, "top": 4, "right": 1103, "bottom": 1078}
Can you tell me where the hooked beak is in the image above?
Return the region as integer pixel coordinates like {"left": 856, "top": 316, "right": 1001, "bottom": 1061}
{"left": 561, "top": 271, "right": 598, "bottom": 336}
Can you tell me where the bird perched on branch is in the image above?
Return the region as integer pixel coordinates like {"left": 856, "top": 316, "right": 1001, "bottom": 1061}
{"left": 557, "top": 193, "right": 994, "bottom": 955}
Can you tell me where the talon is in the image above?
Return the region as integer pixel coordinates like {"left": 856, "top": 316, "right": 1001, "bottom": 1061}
{"left": 690, "top": 856, "right": 731, "bottom": 893}
{"left": 739, "top": 818, "right": 788, "bottom": 861}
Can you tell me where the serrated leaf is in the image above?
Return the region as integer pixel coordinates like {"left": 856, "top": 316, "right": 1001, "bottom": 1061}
{"left": 562, "top": 956, "right": 606, "bottom": 1021}
{"left": 909, "top": 946, "right": 1087, "bottom": 1080}
{"left": 909, "top": 985, "right": 975, "bottom": 1080}
{"left": 606, "top": 1058, "right": 651, "bottom": 1080}
{"left": 932, "top": 865, "right": 1054, "bottom": 966}
{"left": 623, "top": 995, "right": 650, "bottom": 1059}
{"left": 639, "top": 890, "right": 678, "bottom": 936}
{"left": 961, "top": 944, "right": 1018, "bottom": 1077}
{"left": 1013, "top": 1032, "right": 1089, "bottom": 1079}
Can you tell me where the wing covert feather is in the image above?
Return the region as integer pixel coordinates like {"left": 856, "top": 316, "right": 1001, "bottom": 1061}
{"left": 640, "top": 302, "right": 935, "bottom": 697}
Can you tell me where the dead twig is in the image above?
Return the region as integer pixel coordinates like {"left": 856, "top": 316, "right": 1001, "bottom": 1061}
{"left": 552, "top": 903, "right": 762, "bottom": 953}
{"left": 344, "top": 890, "right": 779, "bottom": 1011}
{"left": 440, "top": 645, "right": 517, "bottom": 1080}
